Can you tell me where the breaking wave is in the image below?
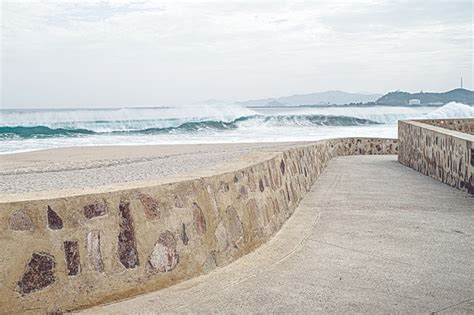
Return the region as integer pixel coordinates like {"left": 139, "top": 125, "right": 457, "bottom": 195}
{"left": 0, "top": 102, "right": 472, "bottom": 146}
{"left": 423, "top": 102, "right": 474, "bottom": 119}
{"left": 0, "top": 114, "right": 379, "bottom": 139}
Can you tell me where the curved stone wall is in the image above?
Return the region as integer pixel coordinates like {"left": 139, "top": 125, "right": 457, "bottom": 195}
{"left": 0, "top": 138, "right": 398, "bottom": 313}
{"left": 416, "top": 118, "right": 474, "bottom": 135}
{"left": 398, "top": 120, "right": 474, "bottom": 195}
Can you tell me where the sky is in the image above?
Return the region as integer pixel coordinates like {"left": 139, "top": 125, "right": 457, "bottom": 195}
{"left": 1, "top": 0, "right": 473, "bottom": 108}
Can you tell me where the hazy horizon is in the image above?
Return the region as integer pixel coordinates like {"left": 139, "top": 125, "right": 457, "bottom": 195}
{"left": 2, "top": 0, "right": 473, "bottom": 108}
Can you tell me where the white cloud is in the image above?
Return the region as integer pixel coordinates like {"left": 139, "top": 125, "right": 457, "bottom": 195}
{"left": 1, "top": 0, "right": 472, "bottom": 107}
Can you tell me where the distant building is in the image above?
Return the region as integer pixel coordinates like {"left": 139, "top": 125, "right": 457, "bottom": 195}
{"left": 409, "top": 99, "right": 421, "bottom": 105}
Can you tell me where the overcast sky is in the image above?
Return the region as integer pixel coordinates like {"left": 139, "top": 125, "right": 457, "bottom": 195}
{"left": 1, "top": 0, "right": 472, "bottom": 108}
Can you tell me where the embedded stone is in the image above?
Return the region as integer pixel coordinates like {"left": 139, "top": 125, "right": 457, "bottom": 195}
{"left": 274, "top": 165, "right": 282, "bottom": 187}
{"left": 225, "top": 206, "right": 244, "bottom": 245}
{"left": 471, "top": 148, "right": 474, "bottom": 166}
{"left": 272, "top": 197, "right": 281, "bottom": 214}
{"left": 285, "top": 183, "right": 291, "bottom": 202}
{"left": 280, "top": 160, "right": 286, "bottom": 175}
{"left": 259, "top": 179, "right": 265, "bottom": 192}
{"left": 291, "top": 160, "right": 298, "bottom": 174}
{"left": 174, "top": 195, "right": 185, "bottom": 208}
{"left": 87, "top": 230, "right": 104, "bottom": 272}
{"left": 290, "top": 182, "right": 297, "bottom": 200}
{"left": 239, "top": 186, "right": 248, "bottom": 199}
{"left": 219, "top": 181, "right": 230, "bottom": 193}
{"left": 268, "top": 168, "right": 279, "bottom": 190}
{"left": 84, "top": 202, "right": 107, "bottom": 219}
{"left": 265, "top": 197, "right": 276, "bottom": 221}
{"left": 215, "top": 221, "right": 229, "bottom": 251}
{"left": 267, "top": 167, "right": 276, "bottom": 189}
{"left": 138, "top": 193, "right": 161, "bottom": 220}
{"left": 467, "top": 175, "right": 474, "bottom": 195}
{"left": 280, "top": 188, "right": 289, "bottom": 209}
{"left": 64, "top": 240, "right": 80, "bottom": 276}
{"left": 248, "top": 172, "right": 257, "bottom": 192}
{"left": 192, "top": 203, "right": 207, "bottom": 235}
{"left": 181, "top": 223, "right": 189, "bottom": 245}
{"left": 202, "top": 251, "right": 217, "bottom": 273}
{"left": 17, "top": 252, "right": 55, "bottom": 295}
{"left": 9, "top": 210, "right": 33, "bottom": 231}
{"left": 206, "top": 185, "right": 220, "bottom": 217}
{"left": 149, "top": 231, "right": 179, "bottom": 272}
{"left": 214, "top": 206, "right": 243, "bottom": 252}
{"left": 118, "top": 200, "right": 139, "bottom": 269}
{"left": 247, "top": 199, "right": 263, "bottom": 230}
{"left": 47, "top": 206, "right": 63, "bottom": 230}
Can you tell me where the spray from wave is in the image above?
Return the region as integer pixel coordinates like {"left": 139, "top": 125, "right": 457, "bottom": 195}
{"left": 422, "top": 102, "right": 474, "bottom": 119}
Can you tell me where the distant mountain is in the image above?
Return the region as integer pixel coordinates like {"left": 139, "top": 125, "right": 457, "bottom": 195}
{"left": 376, "top": 88, "right": 474, "bottom": 105}
{"left": 236, "top": 91, "right": 382, "bottom": 107}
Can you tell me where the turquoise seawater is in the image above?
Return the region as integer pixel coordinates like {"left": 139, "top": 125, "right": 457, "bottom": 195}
{"left": 1, "top": 103, "right": 472, "bottom": 153}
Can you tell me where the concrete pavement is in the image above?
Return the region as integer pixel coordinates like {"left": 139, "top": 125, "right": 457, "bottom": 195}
{"left": 81, "top": 155, "right": 474, "bottom": 314}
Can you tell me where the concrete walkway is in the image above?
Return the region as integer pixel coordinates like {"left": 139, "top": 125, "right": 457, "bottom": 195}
{"left": 82, "top": 155, "right": 474, "bottom": 314}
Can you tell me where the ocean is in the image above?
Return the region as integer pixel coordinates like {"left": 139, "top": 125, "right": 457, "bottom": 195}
{"left": 1, "top": 102, "right": 473, "bottom": 154}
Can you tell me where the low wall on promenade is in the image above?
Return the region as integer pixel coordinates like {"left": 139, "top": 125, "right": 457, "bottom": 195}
{"left": 0, "top": 138, "right": 397, "bottom": 313}
{"left": 417, "top": 118, "right": 474, "bottom": 135}
{"left": 398, "top": 119, "right": 474, "bottom": 195}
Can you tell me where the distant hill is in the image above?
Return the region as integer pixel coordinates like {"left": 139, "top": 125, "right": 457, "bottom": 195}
{"left": 376, "top": 88, "right": 474, "bottom": 105}
{"left": 236, "top": 91, "right": 382, "bottom": 107}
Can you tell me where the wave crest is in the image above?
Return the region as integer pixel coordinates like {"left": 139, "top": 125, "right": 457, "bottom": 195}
{"left": 0, "top": 114, "right": 379, "bottom": 138}
{"left": 0, "top": 126, "right": 96, "bottom": 139}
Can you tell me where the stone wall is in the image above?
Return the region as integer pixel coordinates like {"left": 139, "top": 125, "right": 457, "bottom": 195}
{"left": 0, "top": 138, "right": 398, "bottom": 313}
{"left": 416, "top": 118, "right": 474, "bottom": 135}
{"left": 398, "top": 120, "right": 474, "bottom": 195}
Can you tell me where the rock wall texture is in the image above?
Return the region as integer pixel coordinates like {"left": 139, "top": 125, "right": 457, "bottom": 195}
{"left": 0, "top": 138, "right": 397, "bottom": 313}
{"left": 399, "top": 120, "right": 474, "bottom": 195}
{"left": 416, "top": 118, "right": 474, "bottom": 135}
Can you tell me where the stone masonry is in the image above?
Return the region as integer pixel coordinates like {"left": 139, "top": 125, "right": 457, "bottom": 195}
{"left": 0, "top": 138, "right": 398, "bottom": 313}
{"left": 399, "top": 119, "right": 474, "bottom": 195}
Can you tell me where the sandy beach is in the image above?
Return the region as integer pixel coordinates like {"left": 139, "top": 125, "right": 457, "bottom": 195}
{"left": 0, "top": 142, "right": 305, "bottom": 195}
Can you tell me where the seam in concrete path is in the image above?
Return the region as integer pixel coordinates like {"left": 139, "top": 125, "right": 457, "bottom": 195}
{"left": 305, "top": 238, "right": 474, "bottom": 281}
{"left": 431, "top": 297, "right": 474, "bottom": 314}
